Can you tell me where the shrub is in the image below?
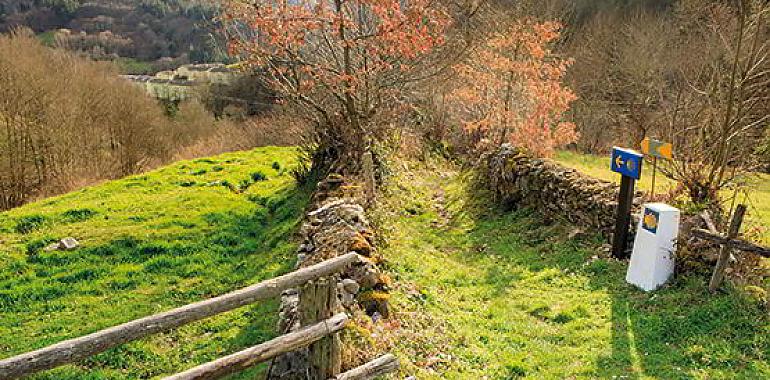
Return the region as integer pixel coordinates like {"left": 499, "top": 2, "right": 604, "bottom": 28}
{"left": 447, "top": 19, "right": 577, "bottom": 157}
{"left": 250, "top": 171, "right": 267, "bottom": 182}
{"left": 0, "top": 30, "right": 175, "bottom": 210}
{"left": 0, "top": 31, "right": 259, "bottom": 211}
{"left": 237, "top": 179, "right": 252, "bottom": 192}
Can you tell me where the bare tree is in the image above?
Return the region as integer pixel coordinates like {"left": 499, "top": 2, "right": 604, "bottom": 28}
{"left": 660, "top": 0, "right": 770, "bottom": 204}
{"left": 0, "top": 29, "right": 229, "bottom": 210}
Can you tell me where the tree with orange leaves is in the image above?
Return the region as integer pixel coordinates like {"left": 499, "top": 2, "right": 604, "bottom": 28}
{"left": 449, "top": 19, "right": 577, "bottom": 157}
{"left": 222, "top": 0, "right": 451, "bottom": 172}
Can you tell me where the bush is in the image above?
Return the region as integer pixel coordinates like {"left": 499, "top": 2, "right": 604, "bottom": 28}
{"left": 0, "top": 30, "right": 247, "bottom": 211}
{"left": 250, "top": 171, "right": 267, "bottom": 182}
{"left": 0, "top": 30, "right": 171, "bottom": 209}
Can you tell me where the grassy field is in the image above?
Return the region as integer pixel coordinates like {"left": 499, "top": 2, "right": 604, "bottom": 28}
{"left": 376, "top": 161, "right": 769, "bottom": 379}
{"left": 553, "top": 151, "right": 770, "bottom": 244}
{"left": 36, "top": 31, "right": 57, "bottom": 47}
{"left": 114, "top": 57, "right": 156, "bottom": 75}
{"left": 0, "top": 147, "right": 309, "bottom": 379}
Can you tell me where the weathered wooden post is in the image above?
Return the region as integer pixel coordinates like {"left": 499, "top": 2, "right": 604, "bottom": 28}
{"left": 709, "top": 204, "right": 746, "bottom": 293}
{"left": 640, "top": 137, "right": 673, "bottom": 199}
{"left": 610, "top": 147, "right": 643, "bottom": 259}
{"left": 299, "top": 275, "right": 342, "bottom": 379}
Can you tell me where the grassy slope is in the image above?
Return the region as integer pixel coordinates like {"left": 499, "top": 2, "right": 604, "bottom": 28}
{"left": 0, "top": 147, "right": 309, "bottom": 379}
{"left": 553, "top": 151, "right": 770, "bottom": 245}
{"left": 377, "top": 161, "right": 769, "bottom": 379}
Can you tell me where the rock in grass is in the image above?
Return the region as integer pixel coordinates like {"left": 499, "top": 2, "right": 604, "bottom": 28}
{"left": 568, "top": 228, "right": 585, "bottom": 239}
{"left": 59, "top": 237, "right": 80, "bottom": 250}
{"left": 44, "top": 237, "right": 80, "bottom": 251}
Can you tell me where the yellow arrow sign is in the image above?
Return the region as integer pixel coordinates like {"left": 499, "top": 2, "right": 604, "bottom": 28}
{"left": 641, "top": 137, "right": 673, "bottom": 160}
{"left": 657, "top": 143, "right": 673, "bottom": 159}
{"left": 615, "top": 155, "right": 624, "bottom": 168}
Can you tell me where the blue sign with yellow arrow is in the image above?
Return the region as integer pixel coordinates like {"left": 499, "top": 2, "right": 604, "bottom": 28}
{"left": 611, "top": 147, "right": 643, "bottom": 180}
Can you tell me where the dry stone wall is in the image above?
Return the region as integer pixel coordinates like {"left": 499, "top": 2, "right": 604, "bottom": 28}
{"left": 268, "top": 175, "right": 387, "bottom": 379}
{"left": 486, "top": 144, "right": 643, "bottom": 242}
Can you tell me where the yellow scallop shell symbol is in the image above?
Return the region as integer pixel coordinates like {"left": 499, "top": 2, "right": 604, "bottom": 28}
{"left": 643, "top": 213, "right": 658, "bottom": 230}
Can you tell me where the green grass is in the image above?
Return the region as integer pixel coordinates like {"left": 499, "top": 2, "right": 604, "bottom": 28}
{"left": 0, "top": 146, "right": 309, "bottom": 379}
{"left": 114, "top": 57, "right": 156, "bottom": 75}
{"left": 376, "top": 161, "right": 769, "bottom": 379}
{"left": 37, "top": 31, "right": 57, "bottom": 47}
{"left": 553, "top": 151, "right": 677, "bottom": 193}
{"left": 553, "top": 150, "right": 770, "bottom": 244}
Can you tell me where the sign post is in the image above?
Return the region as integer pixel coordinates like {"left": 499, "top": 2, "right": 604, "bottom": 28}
{"left": 610, "top": 147, "right": 643, "bottom": 259}
{"left": 640, "top": 137, "right": 673, "bottom": 198}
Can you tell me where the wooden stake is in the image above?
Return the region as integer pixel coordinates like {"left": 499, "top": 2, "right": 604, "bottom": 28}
{"left": 300, "top": 276, "right": 342, "bottom": 380}
{"left": 650, "top": 156, "right": 657, "bottom": 198}
{"left": 362, "top": 151, "right": 376, "bottom": 207}
{"left": 612, "top": 176, "right": 636, "bottom": 259}
{"left": 709, "top": 205, "right": 746, "bottom": 292}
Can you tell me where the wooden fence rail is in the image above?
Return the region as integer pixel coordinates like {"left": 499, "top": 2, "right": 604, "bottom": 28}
{"left": 691, "top": 228, "right": 770, "bottom": 257}
{"left": 333, "top": 354, "right": 400, "bottom": 380}
{"left": 0, "top": 253, "right": 360, "bottom": 379}
{"left": 164, "top": 313, "right": 350, "bottom": 380}
{"left": 695, "top": 206, "right": 770, "bottom": 293}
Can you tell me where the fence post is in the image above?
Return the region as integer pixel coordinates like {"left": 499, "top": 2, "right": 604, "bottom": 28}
{"left": 299, "top": 275, "right": 342, "bottom": 379}
{"left": 709, "top": 204, "right": 746, "bottom": 293}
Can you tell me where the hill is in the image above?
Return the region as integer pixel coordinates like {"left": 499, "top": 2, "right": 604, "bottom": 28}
{"left": 0, "top": 0, "right": 224, "bottom": 71}
{"left": 0, "top": 146, "right": 309, "bottom": 379}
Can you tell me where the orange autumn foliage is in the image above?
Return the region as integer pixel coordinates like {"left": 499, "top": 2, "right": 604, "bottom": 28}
{"left": 450, "top": 19, "right": 578, "bottom": 157}
{"left": 222, "top": 0, "right": 450, "bottom": 146}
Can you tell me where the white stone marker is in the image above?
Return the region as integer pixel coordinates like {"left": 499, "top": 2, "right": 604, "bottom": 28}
{"left": 626, "top": 203, "right": 680, "bottom": 291}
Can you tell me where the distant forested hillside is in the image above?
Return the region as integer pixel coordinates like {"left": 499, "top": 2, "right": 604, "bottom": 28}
{"left": 0, "top": 0, "right": 225, "bottom": 71}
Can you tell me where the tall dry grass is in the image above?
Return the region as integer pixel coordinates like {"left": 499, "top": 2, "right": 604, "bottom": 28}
{"left": 172, "top": 111, "right": 307, "bottom": 161}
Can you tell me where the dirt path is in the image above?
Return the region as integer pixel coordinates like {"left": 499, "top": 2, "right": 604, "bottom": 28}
{"left": 374, "top": 161, "right": 770, "bottom": 380}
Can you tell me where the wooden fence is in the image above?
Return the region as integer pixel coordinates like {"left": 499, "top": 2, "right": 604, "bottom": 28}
{"left": 0, "top": 252, "right": 398, "bottom": 380}
{"left": 695, "top": 207, "right": 770, "bottom": 293}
